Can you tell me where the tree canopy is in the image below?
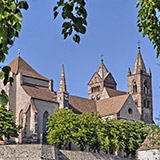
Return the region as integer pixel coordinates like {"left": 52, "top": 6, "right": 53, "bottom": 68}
{"left": 47, "top": 109, "right": 149, "bottom": 157}
{"left": 0, "top": 105, "right": 20, "bottom": 140}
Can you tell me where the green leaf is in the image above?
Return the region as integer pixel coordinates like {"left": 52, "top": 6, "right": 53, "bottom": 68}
{"left": 54, "top": 11, "right": 58, "bottom": 19}
{"left": 73, "top": 34, "right": 80, "bottom": 43}
{"left": 15, "top": 12, "right": 23, "bottom": 23}
{"left": 7, "top": 2, "right": 16, "bottom": 10}
{"left": 17, "top": 1, "right": 29, "bottom": 10}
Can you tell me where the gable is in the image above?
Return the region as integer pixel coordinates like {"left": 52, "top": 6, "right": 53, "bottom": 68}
{"left": 88, "top": 72, "right": 103, "bottom": 85}
{"left": 100, "top": 87, "right": 110, "bottom": 99}
{"left": 118, "top": 95, "right": 141, "bottom": 121}
{"left": 8, "top": 56, "right": 49, "bottom": 81}
{"left": 104, "top": 73, "right": 117, "bottom": 85}
{"left": 96, "top": 94, "right": 129, "bottom": 117}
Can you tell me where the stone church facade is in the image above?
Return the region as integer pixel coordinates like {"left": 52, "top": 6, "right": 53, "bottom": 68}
{"left": 0, "top": 47, "right": 153, "bottom": 144}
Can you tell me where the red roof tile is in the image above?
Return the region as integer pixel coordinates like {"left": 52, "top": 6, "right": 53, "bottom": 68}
{"left": 96, "top": 94, "right": 129, "bottom": 117}
{"left": 69, "top": 95, "right": 97, "bottom": 113}
{"left": 22, "top": 85, "right": 58, "bottom": 103}
{"left": 105, "top": 87, "right": 127, "bottom": 98}
{"left": 8, "top": 56, "right": 49, "bottom": 81}
{"left": 138, "top": 137, "right": 159, "bottom": 151}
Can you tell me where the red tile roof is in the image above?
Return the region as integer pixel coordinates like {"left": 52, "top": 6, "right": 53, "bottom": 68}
{"left": 96, "top": 94, "right": 129, "bottom": 117}
{"left": 105, "top": 87, "right": 127, "bottom": 98}
{"left": 8, "top": 56, "right": 49, "bottom": 81}
{"left": 138, "top": 137, "right": 159, "bottom": 151}
{"left": 22, "top": 85, "right": 58, "bottom": 103}
{"left": 69, "top": 95, "right": 97, "bottom": 113}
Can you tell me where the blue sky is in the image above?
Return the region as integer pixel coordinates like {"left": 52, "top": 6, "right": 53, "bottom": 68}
{"left": 5, "top": 0, "right": 160, "bottom": 121}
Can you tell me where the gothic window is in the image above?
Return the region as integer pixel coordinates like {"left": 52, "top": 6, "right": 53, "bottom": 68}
{"left": 43, "top": 111, "right": 49, "bottom": 143}
{"left": 143, "top": 81, "right": 148, "bottom": 94}
{"left": 43, "top": 111, "right": 49, "bottom": 133}
{"left": 133, "top": 81, "right": 137, "bottom": 93}
{"left": 91, "top": 86, "right": 100, "bottom": 93}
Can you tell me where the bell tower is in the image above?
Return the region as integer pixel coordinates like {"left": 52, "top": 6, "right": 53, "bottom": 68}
{"left": 88, "top": 58, "right": 117, "bottom": 100}
{"left": 127, "top": 47, "right": 153, "bottom": 123}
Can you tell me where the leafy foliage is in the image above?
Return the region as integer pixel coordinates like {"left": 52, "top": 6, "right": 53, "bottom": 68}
{"left": 53, "top": 0, "right": 87, "bottom": 43}
{"left": 75, "top": 112, "right": 102, "bottom": 152}
{"left": 0, "top": 0, "right": 28, "bottom": 108}
{"left": 47, "top": 109, "right": 79, "bottom": 149}
{"left": 0, "top": 105, "right": 21, "bottom": 140}
{"left": 137, "top": 0, "right": 160, "bottom": 57}
{"left": 147, "top": 113, "right": 160, "bottom": 150}
{"left": 98, "top": 118, "right": 148, "bottom": 156}
{"left": 47, "top": 109, "right": 149, "bottom": 156}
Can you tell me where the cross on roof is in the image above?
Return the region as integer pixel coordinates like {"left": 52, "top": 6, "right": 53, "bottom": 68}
{"left": 18, "top": 49, "right": 20, "bottom": 56}
{"left": 101, "top": 54, "right": 104, "bottom": 61}
{"left": 137, "top": 40, "right": 141, "bottom": 48}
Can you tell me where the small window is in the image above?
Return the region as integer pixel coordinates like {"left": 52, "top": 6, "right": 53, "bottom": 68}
{"left": 133, "top": 82, "right": 137, "bottom": 93}
{"left": 128, "top": 108, "right": 133, "bottom": 114}
{"left": 143, "top": 81, "right": 148, "bottom": 94}
{"left": 91, "top": 86, "right": 100, "bottom": 93}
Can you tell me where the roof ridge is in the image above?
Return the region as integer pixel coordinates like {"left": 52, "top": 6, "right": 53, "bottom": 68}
{"left": 8, "top": 56, "right": 49, "bottom": 81}
{"left": 16, "top": 56, "right": 20, "bottom": 74}
{"left": 97, "top": 94, "right": 129, "bottom": 102}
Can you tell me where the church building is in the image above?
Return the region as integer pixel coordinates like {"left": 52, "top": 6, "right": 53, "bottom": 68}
{"left": 0, "top": 47, "right": 153, "bottom": 143}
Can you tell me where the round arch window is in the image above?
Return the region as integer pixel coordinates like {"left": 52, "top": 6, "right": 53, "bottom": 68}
{"left": 128, "top": 108, "right": 133, "bottom": 114}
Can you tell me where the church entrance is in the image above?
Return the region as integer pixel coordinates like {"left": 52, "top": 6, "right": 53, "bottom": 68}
{"left": 42, "top": 111, "right": 49, "bottom": 143}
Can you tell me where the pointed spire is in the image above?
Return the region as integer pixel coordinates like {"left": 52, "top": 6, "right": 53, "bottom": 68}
{"left": 59, "top": 64, "right": 67, "bottom": 92}
{"left": 132, "top": 47, "right": 147, "bottom": 74}
{"left": 148, "top": 68, "right": 151, "bottom": 76}
{"left": 97, "top": 57, "right": 109, "bottom": 80}
{"left": 128, "top": 67, "right": 131, "bottom": 76}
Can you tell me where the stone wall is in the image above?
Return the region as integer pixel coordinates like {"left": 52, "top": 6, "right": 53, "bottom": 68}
{"left": 58, "top": 150, "right": 130, "bottom": 160}
{"left": 0, "top": 144, "right": 133, "bottom": 160}
{"left": 138, "top": 149, "right": 160, "bottom": 160}
{"left": 0, "top": 144, "right": 56, "bottom": 160}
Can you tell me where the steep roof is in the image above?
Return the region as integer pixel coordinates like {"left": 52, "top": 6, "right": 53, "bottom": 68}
{"left": 88, "top": 59, "right": 112, "bottom": 84}
{"left": 8, "top": 56, "right": 49, "bottom": 81}
{"left": 69, "top": 95, "right": 97, "bottom": 113}
{"left": 132, "top": 48, "right": 146, "bottom": 74}
{"left": 138, "top": 137, "right": 159, "bottom": 151}
{"left": 105, "top": 87, "right": 127, "bottom": 98}
{"left": 96, "top": 94, "right": 129, "bottom": 117}
{"left": 22, "top": 85, "right": 58, "bottom": 103}
{"left": 97, "top": 60, "right": 109, "bottom": 80}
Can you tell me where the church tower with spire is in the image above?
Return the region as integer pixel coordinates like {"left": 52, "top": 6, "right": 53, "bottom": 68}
{"left": 88, "top": 58, "right": 117, "bottom": 100}
{"left": 128, "top": 47, "right": 153, "bottom": 123}
{"left": 57, "top": 64, "right": 69, "bottom": 109}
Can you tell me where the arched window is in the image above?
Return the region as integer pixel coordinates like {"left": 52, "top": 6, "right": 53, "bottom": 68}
{"left": 43, "top": 111, "right": 49, "bottom": 143}
{"left": 133, "top": 81, "right": 137, "bottom": 93}
{"left": 143, "top": 81, "right": 148, "bottom": 94}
